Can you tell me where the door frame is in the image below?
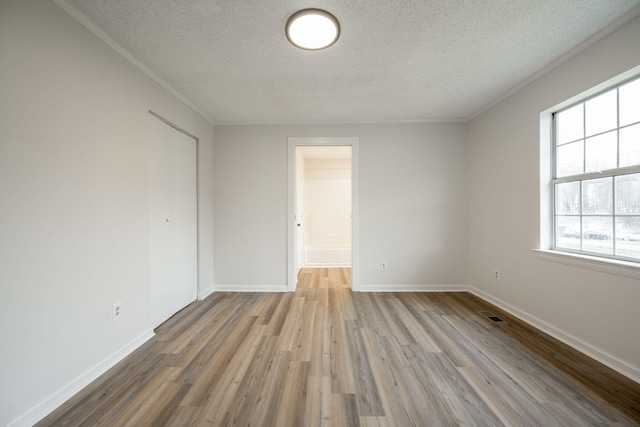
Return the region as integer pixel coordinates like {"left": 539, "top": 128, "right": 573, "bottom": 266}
{"left": 287, "top": 137, "right": 359, "bottom": 291}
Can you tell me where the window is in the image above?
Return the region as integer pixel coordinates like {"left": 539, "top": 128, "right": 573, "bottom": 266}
{"left": 553, "top": 75, "right": 640, "bottom": 262}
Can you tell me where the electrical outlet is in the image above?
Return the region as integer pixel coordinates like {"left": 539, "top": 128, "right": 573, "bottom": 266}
{"left": 381, "top": 261, "right": 388, "bottom": 271}
{"left": 494, "top": 268, "right": 501, "bottom": 281}
{"left": 112, "top": 301, "right": 122, "bottom": 321}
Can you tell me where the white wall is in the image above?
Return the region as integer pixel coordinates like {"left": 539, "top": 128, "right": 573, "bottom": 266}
{"left": 303, "top": 158, "right": 352, "bottom": 267}
{"left": 0, "top": 1, "right": 214, "bottom": 425}
{"left": 467, "top": 16, "right": 640, "bottom": 380}
{"left": 213, "top": 123, "right": 467, "bottom": 291}
{"left": 304, "top": 158, "right": 352, "bottom": 249}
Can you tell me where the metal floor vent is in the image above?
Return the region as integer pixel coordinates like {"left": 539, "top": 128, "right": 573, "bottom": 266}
{"left": 479, "top": 311, "right": 504, "bottom": 322}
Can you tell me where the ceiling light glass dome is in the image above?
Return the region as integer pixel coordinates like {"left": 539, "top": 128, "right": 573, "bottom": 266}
{"left": 286, "top": 9, "right": 340, "bottom": 50}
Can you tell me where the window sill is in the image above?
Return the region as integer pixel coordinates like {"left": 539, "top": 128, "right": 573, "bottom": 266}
{"left": 533, "top": 249, "right": 640, "bottom": 280}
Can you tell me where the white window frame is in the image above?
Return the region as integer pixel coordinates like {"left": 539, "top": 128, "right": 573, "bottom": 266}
{"left": 537, "top": 65, "right": 640, "bottom": 279}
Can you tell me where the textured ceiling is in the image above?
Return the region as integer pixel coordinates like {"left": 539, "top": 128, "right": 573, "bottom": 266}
{"left": 60, "top": 0, "right": 640, "bottom": 124}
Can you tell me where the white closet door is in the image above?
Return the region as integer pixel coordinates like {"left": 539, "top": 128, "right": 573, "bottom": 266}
{"left": 149, "top": 114, "right": 197, "bottom": 329}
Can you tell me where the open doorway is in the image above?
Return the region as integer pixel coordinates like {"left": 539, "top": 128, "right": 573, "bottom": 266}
{"left": 287, "top": 137, "right": 359, "bottom": 291}
{"left": 297, "top": 146, "right": 351, "bottom": 289}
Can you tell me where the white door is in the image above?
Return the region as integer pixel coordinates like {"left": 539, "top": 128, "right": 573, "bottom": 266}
{"left": 148, "top": 114, "right": 197, "bottom": 329}
{"left": 295, "top": 147, "right": 305, "bottom": 271}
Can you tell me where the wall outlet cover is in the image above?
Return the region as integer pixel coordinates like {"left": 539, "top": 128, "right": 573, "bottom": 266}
{"left": 112, "top": 302, "right": 122, "bottom": 321}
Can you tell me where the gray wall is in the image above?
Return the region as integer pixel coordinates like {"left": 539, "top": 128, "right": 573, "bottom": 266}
{"left": 213, "top": 123, "right": 468, "bottom": 290}
{"left": 0, "top": 1, "right": 214, "bottom": 424}
{"left": 467, "top": 15, "right": 640, "bottom": 380}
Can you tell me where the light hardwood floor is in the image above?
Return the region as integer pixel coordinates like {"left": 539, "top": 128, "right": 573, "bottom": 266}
{"left": 39, "top": 268, "right": 640, "bottom": 426}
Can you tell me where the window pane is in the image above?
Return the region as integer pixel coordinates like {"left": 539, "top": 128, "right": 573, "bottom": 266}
{"left": 555, "top": 182, "right": 580, "bottom": 214}
{"left": 557, "top": 103, "right": 583, "bottom": 144}
{"left": 615, "top": 173, "right": 640, "bottom": 215}
{"left": 552, "top": 74, "right": 640, "bottom": 262}
{"left": 585, "top": 131, "right": 617, "bottom": 172}
{"left": 583, "top": 216, "right": 613, "bottom": 254}
{"left": 616, "top": 217, "right": 640, "bottom": 259}
{"left": 556, "top": 216, "right": 580, "bottom": 250}
{"left": 585, "top": 89, "right": 617, "bottom": 137}
{"left": 556, "top": 141, "right": 583, "bottom": 177}
{"left": 620, "top": 123, "right": 640, "bottom": 167}
{"left": 582, "top": 177, "right": 612, "bottom": 215}
{"left": 620, "top": 78, "right": 640, "bottom": 127}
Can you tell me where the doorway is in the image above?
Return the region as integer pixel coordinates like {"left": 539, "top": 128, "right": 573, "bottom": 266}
{"left": 287, "top": 137, "right": 359, "bottom": 291}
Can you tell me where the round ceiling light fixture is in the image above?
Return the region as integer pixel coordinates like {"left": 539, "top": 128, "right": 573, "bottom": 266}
{"left": 286, "top": 9, "right": 340, "bottom": 50}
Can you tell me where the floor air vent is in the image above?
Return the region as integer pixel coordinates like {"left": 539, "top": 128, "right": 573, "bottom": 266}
{"left": 479, "top": 311, "right": 504, "bottom": 322}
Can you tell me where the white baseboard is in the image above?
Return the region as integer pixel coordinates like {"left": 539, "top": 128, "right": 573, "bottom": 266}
{"left": 304, "top": 248, "right": 352, "bottom": 266}
{"left": 213, "top": 284, "right": 288, "bottom": 292}
{"left": 470, "top": 287, "right": 640, "bottom": 384}
{"left": 357, "top": 284, "right": 469, "bottom": 292}
{"left": 304, "top": 263, "right": 352, "bottom": 267}
{"left": 198, "top": 286, "right": 214, "bottom": 300}
{"left": 7, "top": 329, "right": 155, "bottom": 427}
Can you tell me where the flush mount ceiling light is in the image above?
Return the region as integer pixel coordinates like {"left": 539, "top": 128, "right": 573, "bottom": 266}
{"left": 286, "top": 9, "right": 340, "bottom": 50}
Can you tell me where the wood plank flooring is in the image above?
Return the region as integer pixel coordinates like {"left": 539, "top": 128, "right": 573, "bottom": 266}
{"left": 38, "top": 268, "right": 640, "bottom": 426}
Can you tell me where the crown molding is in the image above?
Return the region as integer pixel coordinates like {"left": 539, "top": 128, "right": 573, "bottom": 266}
{"left": 51, "top": 0, "right": 214, "bottom": 125}
{"left": 214, "top": 118, "right": 466, "bottom": 126}
{"left": 468, "top": 5, "right": 640, "bottom": 122}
